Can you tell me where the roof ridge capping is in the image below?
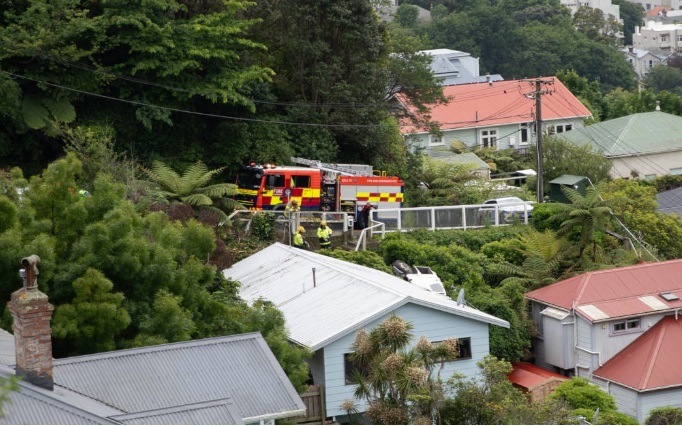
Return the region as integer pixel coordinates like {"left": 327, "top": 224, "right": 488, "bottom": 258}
{"left": 53, "top": 332, "right": 264, "bottom": 365}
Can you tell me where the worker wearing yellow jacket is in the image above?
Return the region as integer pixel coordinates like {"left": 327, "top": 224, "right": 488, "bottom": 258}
{"left": 317, "top": 220, "right": 333, "bottom": 249}
{"left": 294, "top": 226, "right": 307, "bottom": 249}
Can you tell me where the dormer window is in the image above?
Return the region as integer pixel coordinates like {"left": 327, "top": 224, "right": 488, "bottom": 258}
{"left": 612, "top": 318, "right": 641, "bottom": 334}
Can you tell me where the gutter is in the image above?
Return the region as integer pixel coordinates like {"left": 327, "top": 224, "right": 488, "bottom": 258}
{"left": 243, "top": 409, "right": 307, "bottom": 424}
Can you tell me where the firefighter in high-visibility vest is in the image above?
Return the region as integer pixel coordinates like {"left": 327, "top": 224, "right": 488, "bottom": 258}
{"left": 317, "top": 220, "right": 333, "bottom": 249}
{"left": 293, "top": 226, "right": 307, "bottom": 249}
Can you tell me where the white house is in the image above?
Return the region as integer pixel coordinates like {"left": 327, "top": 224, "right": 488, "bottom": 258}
{"left": 525, "top": 259, "right": 682, "bottom": 423}
{"left": 633, "top": 20, "right": 682, "bottom": 53}
{"left": 560, "top": 0, "right": 622, "bottom": 23}
{"left": 223, "top": 243, "right": 510, "bottom": 422}
{"left": 622, "top": 46, "right": 670, "bottom": 79}
{"left": 420, "top": 48, "right": 504, "bottom": 86}
{"left": 399, "top": 77, "right": 592, "bottom": 154}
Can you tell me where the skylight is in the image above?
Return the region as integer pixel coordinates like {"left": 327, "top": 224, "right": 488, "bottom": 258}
{"left": 659, "top": 292, "right": 680, "bottom": 301}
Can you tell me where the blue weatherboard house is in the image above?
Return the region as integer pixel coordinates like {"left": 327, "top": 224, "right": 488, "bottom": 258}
{"left": 224, "top": 243, "right": 510, "bottom": 422}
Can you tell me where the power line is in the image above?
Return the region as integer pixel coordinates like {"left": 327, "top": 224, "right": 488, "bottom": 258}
{"left": 1, "top": 70, "right": 392, "bottom": 129}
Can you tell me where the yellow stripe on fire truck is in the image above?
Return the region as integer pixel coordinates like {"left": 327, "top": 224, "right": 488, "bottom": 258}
{"left": 356, "top": 192, "right": 404, "bottom": 202}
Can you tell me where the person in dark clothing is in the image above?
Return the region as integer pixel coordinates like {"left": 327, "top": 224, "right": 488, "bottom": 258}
{"left": 359, "top": 202, "right": 375, "bottom": 229}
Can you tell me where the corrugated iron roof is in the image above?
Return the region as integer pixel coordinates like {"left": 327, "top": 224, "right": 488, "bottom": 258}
{"left": 52, "top": 333, "right": 305, "bottom": 423}
{"left": 508, "top": 362, "right": 568, "bottom": 391}
{"left": 525, "top": 259, "right": 682, "bottom": 321}
{"left": 559, "top": 111, "right": 682, "bottom": 157}
{"left": 224, "top": 243, "right": 509, "bottom": 351}
{"left": 0, "top": 328, "right": 15, "bottom": 366}
{"left": 657, "top": 186, "right": 682, "bottom": 216}
{"left": 593, "top": 315, "right": 682, "bottom": 391}
{"left": 0, "top": 367, "right": 115, "bottom": 425}
{"left": 110, "top": 399, "right": 244, "bottom": 425}
{"left": 400, "top": 77, "right": 591, "bottom": 134}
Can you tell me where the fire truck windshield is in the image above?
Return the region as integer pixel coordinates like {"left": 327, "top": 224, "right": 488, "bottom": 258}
{"left": 236, "top": 169, "right": 263, "bottom": 190}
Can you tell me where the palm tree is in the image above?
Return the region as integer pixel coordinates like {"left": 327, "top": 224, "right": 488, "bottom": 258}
{"left": 492, "top": 229, "right": 567, "bottom": 290}
{"left": 348, "top": 315, "right": 456, "bottom": 424}
{"left": 415, "top": 158, "right": 484, "bottom": 206}
{"left": 143, "top": 160, "right": 241, "bottom": 224}
{"left": 555, "top": 183, "right": 620, "bottom": 262}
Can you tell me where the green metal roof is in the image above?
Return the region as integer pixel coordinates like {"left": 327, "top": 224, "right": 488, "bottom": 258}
{"left": 549, "top": 174, "right": 588, "bottom": 185}
{"left": 559, "top": 111, "right": 682, "bottom": 157}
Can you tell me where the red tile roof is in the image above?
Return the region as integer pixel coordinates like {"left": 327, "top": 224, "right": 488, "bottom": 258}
{"left": 400, "top": 77, "right": 592, "bottom": 134}
{"left": 593, "top": 315, "right": 682, "bottom": 391}
{"left": 508, "top": 362, "right": 568, "bottom": 390}
{"left": 646, "top": 6, "right": 671, "bottom": 17}
{"left": 525, "top": 260, "right": 682, "bottom": 321}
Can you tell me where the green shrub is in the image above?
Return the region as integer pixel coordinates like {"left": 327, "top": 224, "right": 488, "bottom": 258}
{"left": 645, "top": 406, "right": 682, "bottom": 425}
{"left": 251, "top": 212, "right": 276, "bottom": 241}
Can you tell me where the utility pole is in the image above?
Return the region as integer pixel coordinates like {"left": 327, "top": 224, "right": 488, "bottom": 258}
{"left": 523, "top": 78, "right": 554, "bottom": 203}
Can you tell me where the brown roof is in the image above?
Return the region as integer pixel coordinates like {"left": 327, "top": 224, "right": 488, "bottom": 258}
{"left": 400, "top": 77, "right": 591, "bottom": 134}
{"left": 508, "top": 362, "right": 568, "bottom": 391}
{"left": 525, "top": 260, "right": 682, "bottom": 321}
{"left": 593, "top": 315, "right": 682, "bottom": 391}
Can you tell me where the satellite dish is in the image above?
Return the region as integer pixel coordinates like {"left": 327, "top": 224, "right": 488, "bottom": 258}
{"left": 456, "top": 288, "right": 466, "bottom": 306}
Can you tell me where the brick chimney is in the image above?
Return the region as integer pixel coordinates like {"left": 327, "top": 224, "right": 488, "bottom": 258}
{"left": 8, "top": 255, "right": 54, "bottom": 390}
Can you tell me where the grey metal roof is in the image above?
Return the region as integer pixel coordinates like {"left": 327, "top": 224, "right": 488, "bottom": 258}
{"left": 0, "top": 368, "right": 115, "bottom": 425}
{"left": 0, "top": 328, "right": 15, "bottom": 366}
{"left": 657, "top": 187, "right": 682, "bottom": 216}
{"left": 223, "top": 243, "right": 509, "bottom": 351}
{"left": 110, "top": 399, "right": 244, "bottom": 425}
{"left": 52, "top": 333, "right": 305, "bottom": 423}
{"left": 558, "top": 111, "right": 682, "bottom": 157}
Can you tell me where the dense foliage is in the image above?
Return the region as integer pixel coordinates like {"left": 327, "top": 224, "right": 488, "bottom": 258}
{"left": 0, "top": 155, "right": 311, "bottom": 391}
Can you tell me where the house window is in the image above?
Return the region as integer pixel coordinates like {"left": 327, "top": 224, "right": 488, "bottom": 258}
{"left": 555, "top": 124, "right": 573, "bottom": 133}
{"left": 649, "top": 60, "right": 654, "bottom": 68}
{"left": 661, "top": 34, "right": 669, "bottom": 42}
{"left": 612, "top": 318, "right": 641, "bottom": 334}
{"left": 430, "top": 134, "right": 444, "bottom": 146}
{"left": 520, "top": 123, "right": 532, "bottom": 144}
{"left": 344, "top": 353, "right": 370, "bottom": 385}
{"left": 480, "top": 129, "right": 497, "bottom": 148}
{"left": 678, "top": 35, "right": 682, "bottom": 42}
{"left": 645, "top": 174, "right": 657, "bottom": 180}
{"left": 432, "top": 338, "right": 472, "bottom": 361}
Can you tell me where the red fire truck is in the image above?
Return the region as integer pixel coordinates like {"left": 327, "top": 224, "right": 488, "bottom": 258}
{"left": 234, "top": 157, "right": 404, "bottom": 220}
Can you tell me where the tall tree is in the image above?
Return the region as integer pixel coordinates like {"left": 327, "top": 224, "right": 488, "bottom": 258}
{"left": 0, "top": 0, "right": 273, "bottom": 173}
{"left": 52, "top": 268, "right": 131, "bottom": 355}
{"left": 612, "top": 0, "right": 645, "bottom": 45}
{"left": 245, "top": 0, "right": 443, "bottom": 169}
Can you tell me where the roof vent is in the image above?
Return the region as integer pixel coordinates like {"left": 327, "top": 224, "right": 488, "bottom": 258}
{"left": 660, "top": 292, "right": 680, "bottom": 301}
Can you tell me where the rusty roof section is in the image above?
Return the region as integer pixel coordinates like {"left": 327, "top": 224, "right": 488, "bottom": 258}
{"left": 593, "top": 315, "right": 682, "bottom": 391}
{"left": 508, "top": 362, "right": 568, "bottom": 391}
{"left": 399, "top": 77, "right": 592, "bottom": 134}
{"left": 525, "top": 260, "right": 682, "bottom": 321}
